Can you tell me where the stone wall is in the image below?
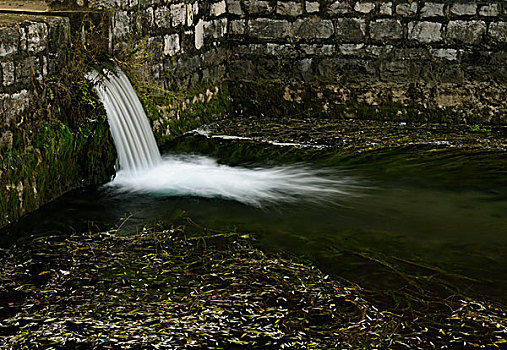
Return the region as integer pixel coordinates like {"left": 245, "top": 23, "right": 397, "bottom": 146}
{"left": 0, "top": 0, "right": 506, "bottom": 229}
{"left": 0, "top": 14, "right": 69, "bottom": 148}
{"left": 225, "top": 0, "right": 507, "bottom": 123}
{"left": 86, "top": 0, "right": 232, "bottom": 144}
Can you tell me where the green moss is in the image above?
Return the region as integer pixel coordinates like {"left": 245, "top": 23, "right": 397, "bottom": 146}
{"left": 135, "top": 80, "right": 232, "bottom": 147}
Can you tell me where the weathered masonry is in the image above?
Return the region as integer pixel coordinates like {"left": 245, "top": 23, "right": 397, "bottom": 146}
{"left": 226, "top": 0, "right": 506, "bottom": 123}
{"left": 82, "top": 0, "right": 507, "bottom": 124}
{"left": 0, "top": 0, "right": 506, "bottom": 228}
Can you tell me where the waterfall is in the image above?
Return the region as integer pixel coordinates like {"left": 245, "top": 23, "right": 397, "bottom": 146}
{"left": 87, "top": 67, "right": 363, "bottom": 207}
{"left": 86, "top": 68, "right": 161, "bottom": 173}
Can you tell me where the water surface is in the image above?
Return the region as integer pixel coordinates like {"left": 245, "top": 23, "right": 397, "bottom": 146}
{"left": 3, "top": 137, "right": 506, "bottom": 303}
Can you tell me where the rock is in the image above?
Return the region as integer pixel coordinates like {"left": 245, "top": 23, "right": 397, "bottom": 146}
{"left": 230, "top": 20, "right": 246, "bottom": 35}
{"left": 396, "top": 2, "right": 417, "bottom": 16}
{"left": 210, "top": 1, "right": 227, "bottom": 17}
{"left": 327, "top": 1, "right": 352, "bottom": 15}
{"left": 0, "top": 28, "right": 19, "bottom": 58}
{"left": 489, "top": 22, "right": 507, "bottom": 43}
{"left": 336, "top": 18, "right": 366, "bottom": 42}
{"left": 248, "top": 19, "right": 290, "bottom": 39}
{"left": 479, "top": 4, "right": 500, "bottom": 17}
{"left": 305, "top": 1, "right": 320, "bottom": 13}
{"left": 243, "top": 1, "right": 273, "bottom": 15}
{"left": 300, "top": 44, "right": 334, "bottom": 55}
{"left": 354, "top": 2, "right": 375, "bottom": 14}
{"left": 408, "top": 22, "right": 442, "bottom": 43}
{"left": 113, "top": 11, "right": 131, "bottom": 37}
{"left": 379, "top": 2, "right": 392, "bottom": 15}
{"left": 171, "top": 3, "right": 186, "bottom": 27}
{"left": 451, "top": 3, "right": 477, "bottom": 17}
{"left": 431, "top": 49, "right": 458, "bottom": 61}
{"left": 277, "top": 2, "right": 303, "bottom": 16}
{"left": 292, "top": 18, "right": 334, "bottom": 39}
{"left": 421, "top": 3, "right": 445, "bottom": 18}
{"left": 163, "top": 34, "right": 180, "bottom": 56}
{"left": 27, "top": 22, "right": 47, "bottom": 53}
{"left": 195, "top": 19, "right": 204, "bottom": 49}
{"left": 1, "top": 62, "right": 15, "bottom": 87}
{"left": 155, "top": 7, "right": 171, "bottom": 29}
{"left": 204, "top": 18, "right": 228, "bottom": 39}
{"left": 447, "top": 21, "right": 486, "bottom": 45}
{"left": 370, "top": 19, "right": 403, "bottom": 40}
{"left": 227, "top": 0, "right": 243, "bottom": 16}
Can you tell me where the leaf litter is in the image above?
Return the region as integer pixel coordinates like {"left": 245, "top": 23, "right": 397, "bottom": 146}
{"left": 0, "top": 219, "right": 505, "bottom": 349}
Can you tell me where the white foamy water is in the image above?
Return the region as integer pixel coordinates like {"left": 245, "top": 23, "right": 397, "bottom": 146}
{"left": 107, "top": 154, "right": 362, "bottom": 207}
{"left": 87, "top": 67, "right": 362, "bottom": 207}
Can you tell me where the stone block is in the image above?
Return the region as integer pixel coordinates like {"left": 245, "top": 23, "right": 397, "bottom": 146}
{"left": 299, "top": 58, "right": 312, "bottom": 81}
{"left": 277, "top": 2, "right": 303, "bottom": 16}
{"left": 365, "top": 45, "right": 393, "bottom": 57}
{"left": 0, "top": 28, "right": 19, "bottom": 58}
{"left": 155, "top": 7, "right": 171, "bottom": 29}
{"left": 451, "top": 3, "right": 477, "bottom": 16}
{"left": 327, "top": 1, "right": 352, "bottom": 15}
{"left": 408, "top": 22, "right": 442, "bottom": 43}
{"left": 380, "top": 60, "right": 420, "bottom": 82}
{"left": 339, "top": 43, "right": 365, "bottom": 55}
{"left": 163, "top": 34, "right": 180, "bottom": 56}
{"left": 243, "top": 1, "right": 273, "bottom": 15}
{"left": 421, "top": 3, "right": 444, "bottom": 18}
{"left": 204, "top": 18, "right": 228, "bottom": 38}
{"left": 479, "top": 4, "right": 500, "bottom": 17}
{"left": 300, "top": 44, "right": 334, "bottom": 55}
{"left": 230, "top": 20, "right": 246, "bottom": 35}
{"left": 3, "top": 90, "right": 30, "bottom": 125}
{"left": 171, "top": 3, "right": 186, "bottom": 27}
{"left": 317, "top": 58, "right": 376, "bottom": 83}
{"left": 1, "top": 62, "right": 15, "bottom": 87}
{"left": 27, "top": 22, "right": 48, "bottom": 53}
{"left": 292, "top": 18, "right": 334, "bottom": 39}
{"left": 211, "top": 1, "right": 227, "bottom": 17}
{"left": 431, "top": 48, "right": 458, "bottom": 61}
{"left": 354, "top": 2, "right": 375, "bottom": 14}
{"left": 195, "top": 19, "right": 204, "bottom": 49}
{"left": 186, "top": 4, "right": 194, "bottom": 26}
{"left": 266, "top": 43, "right": 294, "bottom": 56}
{"left": 489, "top": 22, "right": 507, "bottom": 43}
{"left": 142, "top": 7, "right": 155, "bottom": 28}
{"left": 392, "top": 47, "right": 430, "bottom": 60}
{"left": 370, "top": 19, "right": 403, "bottom": 40}
{"left": 396, "top": 2, "right": 417, "bottom": 16}
{"left": 336, "top": 18, "right": 366, "bottom": 41}
{"left": 227, "top": 0, "right": 244, "bottom": 16}
{"left": 447, "top": 21, "right": 486, "bottom": 45}
{"left": 306, "top": 1, "right": 319, "bottom": 13}
{"left": 248, "top": 19, "right": 290, "bottom": 39}
{"left": 379, "top": 2, "right": 392, "bottom": 15}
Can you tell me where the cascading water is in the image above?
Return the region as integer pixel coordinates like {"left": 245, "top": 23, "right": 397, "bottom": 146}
{"left": 88, "top": 67, "right": 363, "bottom": 207}
{"left": 86, "top": 68, "right": 161, "bottom": 173}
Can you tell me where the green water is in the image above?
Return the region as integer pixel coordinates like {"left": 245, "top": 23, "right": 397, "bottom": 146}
{"left": 3, "top": 136, "right": 506, "bottom": 303}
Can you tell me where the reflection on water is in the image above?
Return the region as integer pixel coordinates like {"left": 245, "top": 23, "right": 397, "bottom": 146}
{"left": 2, "top": 140, "right": 506, "bottom": 303}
